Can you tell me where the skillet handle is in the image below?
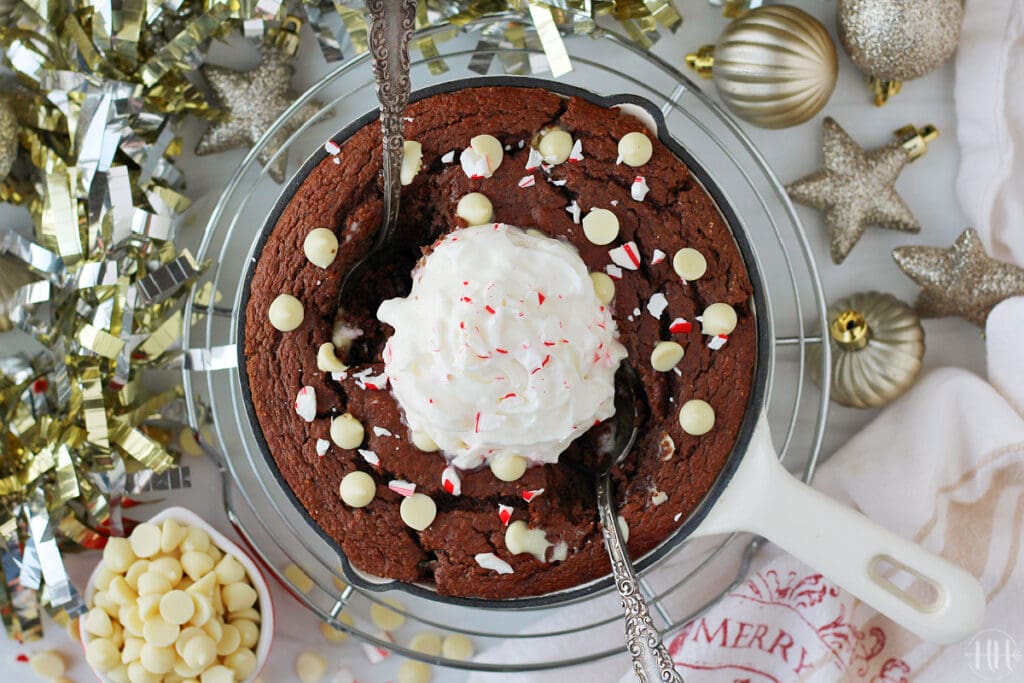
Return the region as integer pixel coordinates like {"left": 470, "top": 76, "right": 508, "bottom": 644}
{"left": 693, "top": 417, "right": 985, "bottom": 645}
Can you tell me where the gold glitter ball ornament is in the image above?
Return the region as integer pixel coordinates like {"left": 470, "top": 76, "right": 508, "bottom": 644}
{"left": 838, "top": 0, "right": 963, "bottom": 106}
{"left": 810, "top": 291, "right": 924, "bottom": 409}
{"left": 196, "top": 47, "right": 322, "bottom": 183}
{"left": 685, "top": 5, "right": 837, "bottom": 129}
{"left": 0, "top": 96, "right": 18, "bottom": 181}
{"left": 893, "top": 229, "right": 1024, "bottom": 328}
{"left": 786, "top": 118, "right": 938, "bottom": 264}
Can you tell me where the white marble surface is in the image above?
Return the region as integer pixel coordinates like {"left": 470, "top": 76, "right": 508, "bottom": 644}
{"left": 0, "top": 1, "right": 988, "bottom": 680}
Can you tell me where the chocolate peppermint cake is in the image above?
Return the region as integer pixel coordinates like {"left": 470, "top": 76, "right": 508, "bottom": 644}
{"left": 243, "top": 85, "right": 755, "bottom": 599}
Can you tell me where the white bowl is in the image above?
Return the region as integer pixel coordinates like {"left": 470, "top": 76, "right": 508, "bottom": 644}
{"left": 80, "top": 506, "right": 275, "bottom": 683}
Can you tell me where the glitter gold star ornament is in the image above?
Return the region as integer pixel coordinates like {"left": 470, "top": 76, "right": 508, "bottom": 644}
{"left": 196, "top": 47, "right": 322, "bottom": 183}
{"left": 786, "top": 118, "right": 935, "bottom": 264}
{"left": 0, "top": 96, "right": 18, "bottom": 180}
{"left": 893, "top": 229, "right": 1024, "bottom": 327}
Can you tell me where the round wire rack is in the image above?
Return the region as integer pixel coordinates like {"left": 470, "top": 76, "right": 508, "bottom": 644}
{"left": 181, "top": 18, "right": 830, "bottom": 673}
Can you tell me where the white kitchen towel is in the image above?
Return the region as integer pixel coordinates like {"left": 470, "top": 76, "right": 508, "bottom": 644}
{"left": 955, "top": 0, "right": 1024, "bottom": 264}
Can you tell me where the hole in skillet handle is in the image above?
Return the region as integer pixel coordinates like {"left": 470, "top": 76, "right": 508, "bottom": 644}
{"left": 238, "top": 74, "right": 770, "bottom": 612}
{"left": 870, "top": 554, "right": 943, "bottom": 612}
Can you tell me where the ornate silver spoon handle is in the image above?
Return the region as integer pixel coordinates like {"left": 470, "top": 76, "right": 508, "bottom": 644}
{"left": 597, "top": 473, "right": 684, "bottom": 683}
{"left": 364, "top": 0, "right": 417, "bottom": 241}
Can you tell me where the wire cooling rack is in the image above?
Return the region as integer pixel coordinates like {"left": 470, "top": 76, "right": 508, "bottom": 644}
{"left": 181, "top": 17, "right": 830, "bottom": 672}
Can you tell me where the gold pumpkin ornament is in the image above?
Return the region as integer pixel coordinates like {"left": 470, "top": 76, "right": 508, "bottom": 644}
{"left": 686, "top": 5, "right": 838, "bottom": 129}
{"left": 810, "top": 291, "right": 925, "bottom": 409}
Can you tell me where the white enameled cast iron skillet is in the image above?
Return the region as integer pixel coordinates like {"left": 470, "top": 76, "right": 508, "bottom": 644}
{"left": 239, "top": 76, "right": 985, "bottom": 645}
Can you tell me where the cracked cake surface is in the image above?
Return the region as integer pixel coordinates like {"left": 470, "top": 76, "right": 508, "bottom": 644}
{"left": 243, "top": 85, "right": 755, "bottom": 599}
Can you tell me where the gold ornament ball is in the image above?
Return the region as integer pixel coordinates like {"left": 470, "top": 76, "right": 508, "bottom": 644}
{"left": 810, "top": 291, "right": 924, "bottom": 409}
{"left": 0, "top": 97, "right": 18, "bottom": 180}
{"left": 687, "top": 5, "right": 838, "bottom": 129}
{"left": 838, "top": 0, "right": 962, "bottom": 83}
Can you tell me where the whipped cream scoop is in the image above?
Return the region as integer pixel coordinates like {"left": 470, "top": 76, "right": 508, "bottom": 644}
{"left": 377, "top": 224, "right": 627, "bottom": 470}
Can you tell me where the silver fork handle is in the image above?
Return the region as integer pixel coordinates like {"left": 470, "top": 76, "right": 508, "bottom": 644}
{"left": 364, "top": 0, "right": 417, "bottom": 240}
{"left": 598, "top": 474, "right": 684, "bottom": 683}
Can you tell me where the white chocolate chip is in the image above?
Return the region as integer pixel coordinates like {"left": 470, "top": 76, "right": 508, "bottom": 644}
{"left": 103, "top": 537, "right": 137, "bottom": 574}
{"left": 319, "top": 613, "right": 354, "bottom": 643}
{"left": 140, "top": 642, "right": 175, "bottom": 674}
{"left": 456, "top": 192, "right": 494, "bottom": 225}
{"left": 590, "top": 272, "right": 615, "bottom": 304}
{"left": 183, "top": 633, "right": 216, "bottom": 670}
{"left": 85, "top": 606, "right": 114, "bottom": 637}
{"left": 409, "top": 631, "right": 443, "bottom": 656}
{"left": 224, "top": 648, "right": 258, "bottom": 679}
{"left": 160, "top": 518, "right": 187, "bottom": 554}
{"left": 470, "top": 134, "right": 504, "bottom": 175}
{"left": 129, "top": 523, "right": 162, "bottom": 559}
{"left": 582, "top": 208, "right": 620, "bottom": 245}
{"left": 369, "top": 598, "right": 406, "bottom": 631}
{"left": 399, "top": 660, "right": 433, "bottom": 683}
{"left": 701, "top": 303, "right": 738, "bottom": 336}
{"left": 86, "top": 637, "right": 121, "bottom": 672}
{"left": 283, "top": 563, "right": 314, "bottom": 593}
{"left": 316, "top": 342, "right": 348, "bottom": 373}
{"left": 400, "top": 493, "right": 437, "bottom": 531}
{"left": 330, "top": 413, "right": 364, "bottom": 449}
{"left": 296, "top": 651, "right": 327, "bottom": 683}
{"left": 651, "top": 490, "right": 669, "bottom": 506}
{"left": 142, "top": 616, "right": 179, "bottom": 647}
{"left": 29, "top": 650, "right": 65, "bottom": 679}
{"left": 222, "top": 582, "right": 258, "bottom": 612}
{"left": 616, "top": 515, "right": 630, "bottom": 543}
{"left": 303, "top": 228, "right": 339, "bottom": 269}
{"left": 617, "top": 131, "right": 653, "bottom": 167}
{"left": 442, "top": 634, "right": 475, "bottom": 661}
{"left": 411, "top": 430, "right": 438, "bottom": 452}
{"left": 474, "top": 552, "right": 514, "bottom": 574}
{"left": 339, "top": 471, "right": 375, "bottom": 508}
{"left": 504, "top": 520, "right": 551, "bottom": 561}
{"left": 268, "top": 294, "right": 304, "bottom": 332}
{"left": 401, "top": 140, "right": 423, "bottom": 186}
{"left": 537, "top": 129, "right": 573, "bottom": 164}
{"left": 650, "top": 341, "right": 684, "bottom": 372}
{"left": 489, "top": 452, "right": 527, "bottom": 482}
{"left": 672, "top": 248, "right": 707, "bottom": 281}
{"left": 159, "top": 590, "right": 195, "bottom": 625}
{"left": 679, "top": 399, "right": 715, "bottom": 435}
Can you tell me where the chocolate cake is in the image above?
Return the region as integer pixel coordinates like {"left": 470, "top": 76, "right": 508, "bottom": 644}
{"left": 242, "top": 86, "right": 756, "bottom": 599}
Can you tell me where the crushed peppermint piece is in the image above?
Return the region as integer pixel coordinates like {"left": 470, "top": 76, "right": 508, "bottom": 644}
{"left": 673, "top": 367, "right": 683, "bottom": 376}
{"left": 441, "top": 150, "right": 455, "bottom": 164}
{"left": 294, "top": 386, "right": 316, "bottom": 422}
{"left": 609, "top": 241, "right": 641, "bottom": 270}
{"left": 361, "top": 632, "right": 393, "bottom": 663}
{"left": 550, "top": 541, "right": 568, "bottom": 562}
{"left": 358, "top": 449, "right": 380, "bottom": 467}
{"left": 651, "top": 490, "right": 668, "bottom": 506}
{"left": 669, "top": 318, "right": 693, "bottom": 334}
{"left": 332, "top": 157, "right": 341, "bottom": 165}
{"left": 315, "top": 438, "right": 330, "bottom": 456}
{"left": 357, "top": 372, "right": 388, "bottom": 391}
{"left": 441, "top": 466, "right": 462, "bottom": 496}
{"left": 632, "top": 307, "right": 641, "bottom": 317}
{"left": 388, "top": 479, "right": 416, "bottom": 497}
{"left": 474, "top": 552, "right": 514, "bottom": 575}
{"left": 631, "top": 176, "right": 650, "bottom": 201}
{"left": 372, "top": 426, "right": 393, "bottom": 438}
{"left": 324, "top": 140, "right": 341, "bottom": 155}
{"left": 647, "top": 292, "right": 669, "bottom": 319}
{"left": 708, "top": 334, "right": 729, "bottom": 350}
{"left": 521, "top": 488, "right": 545, "bottom": 502}
{"left": 549, "top": 178, "right": 567, "bottom": 186}
{"left": 674, "top": 512, "right": 683, "bottom": 522}
{"left": 330, "top": 370, "right": 347, "bottom": 382}
{"left": 606, "top": 264, "right": 624, "bottom": 280}
{"left": 651, "top": 249, "right": 666, "bottom": 265}
{"left": 565, "top": 200, "right": 581, "bottom": 224}
{"left": 460, "top": 147, "right": 490, "bottom": 178}
{"left": 610, "top": 199, "right": 619, "bottom": 206}
{"left": 498, "top": 504, "right": 513, "bottom": 526}
{"left": 518, "top": 175, "right": 536, "bottom": 188}
{"left": 525, "top": 147, "right": 544, "bottom": 171}
{"left": 567, "top": 138, "right": 584, "bottom": 162}
{"left": 518, "top": 139, "right": 525, "bottom": 149}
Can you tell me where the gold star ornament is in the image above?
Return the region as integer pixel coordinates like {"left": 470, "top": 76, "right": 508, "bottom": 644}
{"left": 893, "top": 229, "right": 1024, "bottom": 327}
{"left": 196, "top": 47, "right": 322, "bottom": 183}
{"left": 787, "top": 117, "right": 936, "bottom": 264}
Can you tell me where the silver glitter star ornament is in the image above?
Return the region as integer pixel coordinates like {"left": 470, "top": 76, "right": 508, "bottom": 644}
{"left": 893, "top": 229, "right": 1024, "bottom": 328}
{"left": 786, "top": 118, "right": 937, "bottom": 264}
{"left": 196, "top": 47, "right": 322, "bottom": 183}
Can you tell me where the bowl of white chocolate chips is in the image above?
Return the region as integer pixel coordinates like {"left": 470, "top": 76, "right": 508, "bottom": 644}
{"left": 79, "top": 507, "right": 273, "bottom": 683}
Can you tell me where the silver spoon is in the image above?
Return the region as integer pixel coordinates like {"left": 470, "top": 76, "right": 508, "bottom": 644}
{"left": 338, "top": 0, "right": 418, "bottom": 302}
{"left": 597, "top": 363, "right": 685, "bottom": 683}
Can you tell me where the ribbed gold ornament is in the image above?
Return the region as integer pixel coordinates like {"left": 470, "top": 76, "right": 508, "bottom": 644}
{"left": 810, "top": 291, "right": 925, "bottom": 409}
{"left": 0, "top": 97, "right": 17, "bottom": 181}
{"left": 686, "top": 5, "right": 838, "bottom": 129}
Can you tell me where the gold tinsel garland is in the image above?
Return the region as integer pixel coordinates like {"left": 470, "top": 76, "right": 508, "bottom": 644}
{"left": 0, "top": 0, "right": 681, "bottom": 642}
